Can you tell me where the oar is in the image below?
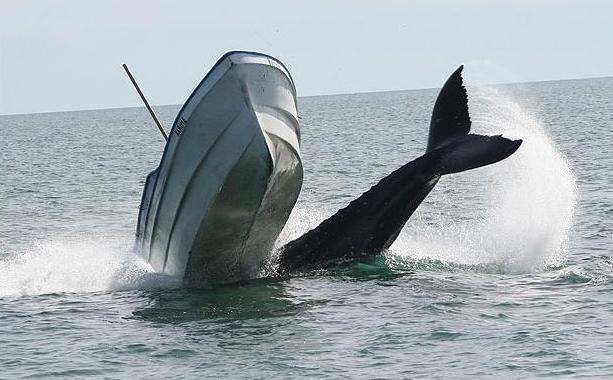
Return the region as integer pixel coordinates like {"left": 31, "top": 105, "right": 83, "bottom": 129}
{"left": 122, "top": 64, "right": 168, "bottom": 141}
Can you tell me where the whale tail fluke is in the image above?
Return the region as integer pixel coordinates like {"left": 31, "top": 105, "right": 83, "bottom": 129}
{"left": 432, "top": 133, "right": 522, "bottom": 175}
{"left": 425, "top": 64, "right": 522, "bottom": 174}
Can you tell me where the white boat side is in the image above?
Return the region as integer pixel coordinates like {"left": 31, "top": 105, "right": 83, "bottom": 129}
{"left": 136, "top": 51, "right": 302, "bottom": 285}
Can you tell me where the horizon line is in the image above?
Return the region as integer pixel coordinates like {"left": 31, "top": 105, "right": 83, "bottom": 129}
{"left": 1, "top": 74, "right": 611, "bottom": 117}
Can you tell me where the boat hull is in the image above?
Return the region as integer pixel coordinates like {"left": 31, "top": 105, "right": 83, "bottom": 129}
{"left": 136, "top": 52, "right": 302, "bottom": 285}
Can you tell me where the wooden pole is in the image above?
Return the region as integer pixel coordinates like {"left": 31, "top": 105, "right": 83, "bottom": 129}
{"left": 122, "top": 63, "right": 168, "bottom": 141}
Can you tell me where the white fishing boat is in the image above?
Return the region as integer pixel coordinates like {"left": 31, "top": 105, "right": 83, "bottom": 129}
{"left": 135, "top": 51, "right": 302, "bottom": 285}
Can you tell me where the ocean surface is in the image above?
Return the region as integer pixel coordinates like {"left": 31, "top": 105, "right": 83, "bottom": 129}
{"left": 0, "top": 76, "right": 611, "bottom": 378}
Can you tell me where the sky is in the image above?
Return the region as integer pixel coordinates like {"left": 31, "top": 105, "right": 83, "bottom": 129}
{"left": 0, "top": 0, "right": 611, "bottom": 115}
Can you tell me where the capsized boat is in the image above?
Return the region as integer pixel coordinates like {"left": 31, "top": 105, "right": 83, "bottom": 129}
{"left": 136, "top": 51, "right": 302, "bottom": 285}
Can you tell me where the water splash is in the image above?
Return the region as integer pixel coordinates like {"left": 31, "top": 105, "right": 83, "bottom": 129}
{"left": 274, "top": 207, "right": 331, "bottom": 249}
{"left": 391, "top": 86, "right": 577, "bottom": 273}
{"left": 0, "top": 237, "right": 180, "bottom": 298}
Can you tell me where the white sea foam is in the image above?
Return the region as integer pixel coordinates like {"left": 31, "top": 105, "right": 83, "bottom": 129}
{"left": 391, "top": 86, "right": 577, "bottom": 273}
{"left": 0, "top": 237, "right": 180, "bottom": 297}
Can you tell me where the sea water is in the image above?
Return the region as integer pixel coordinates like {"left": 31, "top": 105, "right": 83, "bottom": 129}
{"left": 0, "top": 77, "right": 611, "bottom": 378}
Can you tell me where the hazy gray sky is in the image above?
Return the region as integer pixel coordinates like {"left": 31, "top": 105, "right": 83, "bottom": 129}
{"left": 1, "top": 0, "right": 611, "bottom": 115}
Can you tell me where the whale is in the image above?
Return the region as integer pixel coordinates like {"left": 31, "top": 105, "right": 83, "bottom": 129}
{"left": 276, "top": 66, "right": 522, "bottom": 273}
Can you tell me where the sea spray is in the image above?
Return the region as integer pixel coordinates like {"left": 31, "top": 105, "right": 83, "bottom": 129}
{"left": 0, "top": 236, "right": 180, "bottom": 297}
{"left": 391, "top": 86, "right": 577, "bottom": 273}
{"left": 274, "top": 207, "right": 331, "bottom": 250}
